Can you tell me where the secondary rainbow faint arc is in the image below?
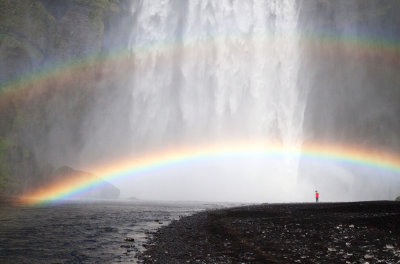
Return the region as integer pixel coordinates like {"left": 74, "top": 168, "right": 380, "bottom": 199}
{"left": 1, "top": 30, "right": 399, "bottom": 97}
{"left": 18, "top": 141, "right": 400, "bottom": 205}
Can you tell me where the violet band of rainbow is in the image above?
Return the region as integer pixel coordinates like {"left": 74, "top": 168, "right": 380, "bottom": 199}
{"left": 18, "top": 141, "right": 400, "bottom": 205}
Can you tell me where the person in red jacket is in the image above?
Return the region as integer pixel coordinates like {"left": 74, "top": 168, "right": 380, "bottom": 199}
{"left": 315, "top": 190, "right": 319, "bottom": 203}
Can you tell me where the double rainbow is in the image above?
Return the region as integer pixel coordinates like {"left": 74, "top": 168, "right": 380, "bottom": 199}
{"left": 2, "top": 14, "right": 399, "bottom": 205}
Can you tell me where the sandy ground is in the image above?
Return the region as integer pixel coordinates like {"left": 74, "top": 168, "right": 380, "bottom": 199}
{"left": 137, "top": 201, "right": 400, "bottom": 263}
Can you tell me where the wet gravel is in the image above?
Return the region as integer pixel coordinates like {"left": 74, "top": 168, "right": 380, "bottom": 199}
{"left": 138, "top": 201, "right": 400, "bottom": 263}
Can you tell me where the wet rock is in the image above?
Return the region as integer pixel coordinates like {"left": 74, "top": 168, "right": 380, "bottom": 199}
{"left": 120, "top": 244, "right": 134, "bottom": 248}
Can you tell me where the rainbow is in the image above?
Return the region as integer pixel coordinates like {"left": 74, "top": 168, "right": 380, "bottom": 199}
{"left": 18, "top": 141, "right": 400, "bottom": 205}
{"left": 0, "top": 0, "right": 398, "bottom": 102}
{"left": 3, "top": 13, "right": 400, "bottom": 205}
{"left": 1, "top": 29, "right": 399, "bottom": 101}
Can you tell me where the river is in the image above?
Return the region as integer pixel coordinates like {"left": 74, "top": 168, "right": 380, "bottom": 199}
{"left": 0, "top": 200, "right": 224, "bottom": 263}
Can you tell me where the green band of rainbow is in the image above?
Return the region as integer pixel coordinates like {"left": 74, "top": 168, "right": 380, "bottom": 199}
{"left": 1, "top": 29, "right": 399, "bottom": 95}
{"left": 18, "top": 141, "right": 400, "bottom": 205}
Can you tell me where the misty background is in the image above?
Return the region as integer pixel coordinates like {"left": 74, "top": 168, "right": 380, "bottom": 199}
{"left": 0, "top": 0, "right": 399, "bottom": 202}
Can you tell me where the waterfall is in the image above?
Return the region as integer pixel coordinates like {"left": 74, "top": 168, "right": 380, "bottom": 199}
{"left": 125, "top": 0, "right": 306, "bottom": 200}
{"left": 129, "top": 0, "right": 304, "bottom": 145}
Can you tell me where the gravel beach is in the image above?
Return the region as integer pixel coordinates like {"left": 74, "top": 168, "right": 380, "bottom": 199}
{"left": 138, "top": 201, "right": 400, "bottom": 263}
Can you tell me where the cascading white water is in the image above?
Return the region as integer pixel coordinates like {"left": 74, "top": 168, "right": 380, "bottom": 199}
{"left": 126, "top": 0, "right": 307, "bottom": 201}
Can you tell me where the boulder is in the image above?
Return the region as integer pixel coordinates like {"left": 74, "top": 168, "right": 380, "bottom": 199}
{"left": 52, "top": 166, "right": 120, "bottom": 200}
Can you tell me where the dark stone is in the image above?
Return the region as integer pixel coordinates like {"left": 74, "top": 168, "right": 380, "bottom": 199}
{"left": 124, "top": 237, "right": 135, "bottom": 242}
{"left": 52, "top": 166, "right": 120, "bottom": 199}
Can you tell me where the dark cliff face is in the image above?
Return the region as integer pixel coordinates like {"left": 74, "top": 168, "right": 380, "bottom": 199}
{"left": 0, "top": 0, "right": 54, "bottom": 83}
{"left": 0, "top": 0, "right": 132, "bottom": 83}
{"left": 0, "top": 0, "right": 132, "bottom": 195}
{"left": 298, "top": 0, "right": 400, "bottom": 151}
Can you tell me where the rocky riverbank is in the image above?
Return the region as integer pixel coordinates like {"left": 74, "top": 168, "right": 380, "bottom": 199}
{"left": 137, "top": 201, "right": 400, "bottom": 263}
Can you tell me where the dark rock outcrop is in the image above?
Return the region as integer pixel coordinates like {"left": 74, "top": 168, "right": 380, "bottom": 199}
{"left": 51, "top": 166, "right": 120, "bottom": 199}
{"left": 299, "top": 0, "right": 400, "bottom": 152}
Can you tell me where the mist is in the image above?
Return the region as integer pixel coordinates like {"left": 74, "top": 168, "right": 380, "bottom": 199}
{"left": 2, "top": 0, "right": 400, "bottom": 202}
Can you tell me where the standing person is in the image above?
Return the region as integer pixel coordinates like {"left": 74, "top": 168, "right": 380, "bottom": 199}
{"left": 315, "top": 190, "right": 319, "bottom": 203}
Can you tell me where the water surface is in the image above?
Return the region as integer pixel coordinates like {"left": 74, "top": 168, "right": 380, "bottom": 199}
{"left": 0, "top": 200, "right": 220, "bottom": 263}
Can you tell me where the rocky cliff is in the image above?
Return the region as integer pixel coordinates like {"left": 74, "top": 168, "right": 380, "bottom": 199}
{"left": 0, "top": 0, "right": 132, "bottom": 83}
{"left": 299, "top": 0, "right": 400, "bottom": 151}
{"left": 0, "top": 0, "right": 132, "bottom": 195}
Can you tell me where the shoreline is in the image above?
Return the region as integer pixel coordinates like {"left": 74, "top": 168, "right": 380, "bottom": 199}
{"left": 137, "top": 201, "right": 400, "bottom": 263}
